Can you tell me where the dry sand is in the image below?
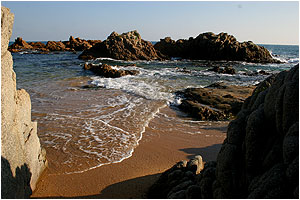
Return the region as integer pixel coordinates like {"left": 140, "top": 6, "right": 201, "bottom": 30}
{"left": 31, "top": 107, "right": 228, "bottom": 198}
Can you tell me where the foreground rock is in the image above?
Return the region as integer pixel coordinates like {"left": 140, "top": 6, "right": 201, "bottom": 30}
{"left": 1, "top": 7, "right": 47, "bottom": 198}
{"left": 79, "top": 30, "right": 166, "bottom": 61}
{"left": 148, "top": 64, "right": 299, "bottom": 198}
{"left": 176, "top": 82, "right": 255, "bottom": 120}
{"left": 84, "top": 63, "right": 139, "bottom": 78}
{"left": 154, "top": 32, "right": 280, "bottom": 63}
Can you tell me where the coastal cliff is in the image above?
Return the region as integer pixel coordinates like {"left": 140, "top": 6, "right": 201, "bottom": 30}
{"left": 1, "top": 6, "right": 47, "bottom": 198}
{"left": 148, "top": 64, "right": 299, "bottom": 198}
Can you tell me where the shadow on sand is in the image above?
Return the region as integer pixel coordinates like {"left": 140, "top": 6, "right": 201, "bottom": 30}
{"left": 1, "top": 156, "right": 32, "bottom": 198}
{"left": 32, "top": 144, "right": 222, "bottom": 199}
{"left": 179, "top": 143, "right": 222, "bottom": 161}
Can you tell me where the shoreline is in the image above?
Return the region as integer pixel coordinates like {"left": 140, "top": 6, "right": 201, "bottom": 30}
{"left": 31, "top": 107, "right": 228, "bottom": 198}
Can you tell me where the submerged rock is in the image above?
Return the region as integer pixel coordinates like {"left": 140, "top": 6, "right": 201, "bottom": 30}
{"left": 148, "top": 64, "right": 299, "bottom": 199}
{"left": 208, "top": 66, "right": 236, "bottom": 74}
{"left": 176, "top": 82, "right": 255, "bottom": 120}
{"left": 78, "top": 30, "right": 166, "bottom": 61}
{"left": 154, "top": 32, "right": 280, "bottom": 63}
{"left": 83, "top": 63, "right": 139, "bottom": 78}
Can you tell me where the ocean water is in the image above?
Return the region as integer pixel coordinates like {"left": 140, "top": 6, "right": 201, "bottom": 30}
{"left": 11, "top": 44, "right": 299, "bottom": 174}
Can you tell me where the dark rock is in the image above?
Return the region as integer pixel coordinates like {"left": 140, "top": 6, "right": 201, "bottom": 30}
{"left": 79, "top": 30, "right": 166, "bottom": 61}
{"left": 283, "top": 123, "right": 299, "bottom": 164}
{"left": 167, "top": 190, "right": 186, "bottom": 199}
{"left": 148, "top": 64, "right": 299, "bottom": 199}
{"left": 185, "top": 185, "right": 201, "bottom": 198}
{"left": 208, "top": 66, "right": 236, "bottom": 74}
{"left": 248, "top": 164, "right": 287, "bottom": 198}
{"left": 83, "top": 63, "right": 139, "bottom": 78}
{"left": 154, "top": 32, "right": 280, "bottom": 63}
{"left": 176, "top": 83, "right": 255, "bottom": 120}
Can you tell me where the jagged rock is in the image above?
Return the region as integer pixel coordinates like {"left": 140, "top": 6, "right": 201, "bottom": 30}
{"left": 1, "top": 6, "right": 47, "bottom": 198}
{"left": 176, "top": 82, "right": 255, "bottom": 120}
{"left": 83, "top": 63, "right": 139, "bottom": 78}
{"left": 46, "top": 41, "right": 66, "bottom": 51}
{"left": 148, "top": 65, "right": 299, "bottom": 199}
{"left": 154, "top": 32, "right": 280, "bottom": 63}
{"left": 8, "top": 37, "right": 33, "bottom": 51}
{"left": 79, "top": 30, "right": 166, "bottom": 61}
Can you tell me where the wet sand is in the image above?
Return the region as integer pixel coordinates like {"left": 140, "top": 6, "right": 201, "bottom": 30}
{"left": 32, "top": 107, "right": 227, "bottom": 198}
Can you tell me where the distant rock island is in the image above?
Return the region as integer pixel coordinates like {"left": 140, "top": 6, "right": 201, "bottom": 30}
{"left": 8, "top": 36, "right": 101, "bottom": 53}
{"left": 9, "top": 30, "right": 280, "bottom": 63}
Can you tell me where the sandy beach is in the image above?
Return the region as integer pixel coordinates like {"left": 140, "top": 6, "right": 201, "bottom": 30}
{"left": 31, "top": 107, "right": 227, "bottom": 198}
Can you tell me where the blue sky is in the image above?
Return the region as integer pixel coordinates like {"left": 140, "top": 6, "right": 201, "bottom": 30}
{"left": 1, "top": 1, "right": 299, "bottom": 45}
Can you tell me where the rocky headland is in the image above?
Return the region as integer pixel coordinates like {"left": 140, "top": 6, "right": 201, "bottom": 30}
{"left": 78, "top": 30, "right": 166, "bottom": 61}
{"left": 1, "top": 6, "right": 47, "bottom": 198}
{"left": 148, "top": 64, "right": 299, "bottom": 198}
{"left": 176, "top": 82, "right": 255, "bottom": 121}
{"left": 154, "top": 32, "right": 280, "bottom": 63}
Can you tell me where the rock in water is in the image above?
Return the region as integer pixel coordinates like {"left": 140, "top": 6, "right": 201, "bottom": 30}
{"left": 79, "top": 30, "right": 166, "bottom": 61}
{"left": 1, "top": 6, "right": 47, "bottom": 198}
{"left": 154, "top": 32, "right": 280, "bottom": 63}
{"left": 8, "top": 37, "right": 33, "bottom": 52}
{"left": 148, "top": 64, "right": 299, "bottom": 199}
{"left": 176, "top": 82, "right": 255, "bottom": 120}
{"left": 83, "top": 63, "right": 139, "bottom": 78}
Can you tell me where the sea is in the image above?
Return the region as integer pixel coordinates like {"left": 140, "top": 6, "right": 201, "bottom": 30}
{"left": 11, "top": 43, "right": 299, "bottom": 174}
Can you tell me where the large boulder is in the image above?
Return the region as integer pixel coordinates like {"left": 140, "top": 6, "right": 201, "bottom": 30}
{"left": 1, "top": 6, "right": 47, "bottom": 198}
{"left": 148, "top": 64, "right": 299, "bottom": 198}
{"left": 176, "top": 82, "right": 255, "bottom": 120}
{"left": 154, "top": 32, "right": 280, "bottom": 63}
{"left": 79, "top": 30, "right": 166, "bottom": 61}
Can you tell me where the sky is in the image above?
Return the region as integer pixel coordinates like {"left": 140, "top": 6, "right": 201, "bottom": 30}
{"left": 1, "top": 1, "right": 299, "bottom": 45}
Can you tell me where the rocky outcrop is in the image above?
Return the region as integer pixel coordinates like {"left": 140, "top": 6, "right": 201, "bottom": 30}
{"left": 8, "top": 35, "right": 101, "bottom": 53}
{"left": 148, "top": 64, "right": 299, "bottom": 198}
{"left": 176, "top": 82, "right": 255, "bottom": 120}
{"left": 1, "top": 6, "right": 47, "bottom": 198}
{"left": 62, "top": 36, "right": 94, "bottom": 51}
{"left": 148, "top": 155, "right": 204, "bottom": 198}
{"left": 8, "top": 37, "right": 33, "bottom": 52}
{"left": 154, "top": 32, "right": 280, "bottom": 63}
{"left": 78, "top": 30, "right": 166, "bottom": 61}
{"left": 83, "top": 63, "right": 139, "bottom": 78}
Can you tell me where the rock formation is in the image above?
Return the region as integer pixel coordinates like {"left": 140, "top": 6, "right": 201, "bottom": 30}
{"left": 8, "top": 35, "right": 101, "bottom": 53}
{"left": 1, "top": 6, "right": 47, "bottom": 198}
{"left": 154, "top": 32, "right": 280, "bottom": 63}
{"left": 83, "top": 63, "right": 139, "bottom": 78}
{"left": 148, "top": 64, "right": 299, "bottom": 198}
{"left": 8, "top": 37, "right": 33, "bottom": 52}
{"left": 176, "top": 82, "right": 255, "bottom": 120}
{"left": 78, "top": 30, "right": 166, "bottom": 61}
